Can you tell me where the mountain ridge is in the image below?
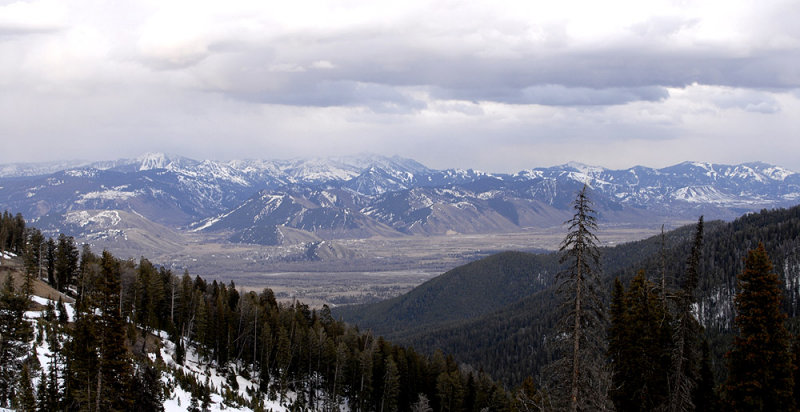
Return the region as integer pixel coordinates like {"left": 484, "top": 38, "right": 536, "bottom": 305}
{"left": 1, "top": 153, "right": 798, "bottom": 247}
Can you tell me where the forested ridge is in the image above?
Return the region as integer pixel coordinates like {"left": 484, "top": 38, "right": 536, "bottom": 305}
{"left": 340, "top": 205, "right": 800, "bottom": 396}
{"left": 0, "top": 213, "right": 524, "bottom": 411}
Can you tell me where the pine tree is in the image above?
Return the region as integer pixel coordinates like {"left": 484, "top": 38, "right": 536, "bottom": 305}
{"left": 65, "top": 295, "right": 99, "bottom": 410}
{"left": 382, "top": 356, "right": 400, "bottom": 412}
{"left": 0, "top": 274, "right": 33, "bottom": 406}
{"left": 545, "top": 184, "right": 612, "bottom": 411}
{"left": 54, "top": 234, "right": 78, "bottom": 292}
{"left": 44, "top": 238, "right": 55, "bottom": 287}
{"left": 131, "top": 359, "right": 164, "bottom": 411}
{"left": 724, "top": 243, "right": 794, "bottom": 411}
{"left": 608, "top": 272, "right": 672, "bottom": 411}
{"left": 23, "top": 228, "right": 44, "bottom": 279}
{"left": 693, "top": 339, "right": 719, "bottom": 412}
{"left": 36, "top": 366, "right": 48, "bottom": 411}
{"left": 15, "top": 364, "right": 36, "bottom": 412}
{"left": 435, "top": 370, "right": 463, "bottom": 412}
{"left": 95, "top": 250, "right": 134, "bottom": 410}
{"left": 669, "top": 216, "right": 703, "bottom": 412}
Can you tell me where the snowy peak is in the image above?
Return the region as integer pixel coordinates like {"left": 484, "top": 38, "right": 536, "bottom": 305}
{"left": 136, "top": 152, "right": 172, "bottom": 171}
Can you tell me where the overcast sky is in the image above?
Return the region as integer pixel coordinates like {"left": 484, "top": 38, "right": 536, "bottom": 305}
{"left": 1, "top": 0, "right": 799, "bottom": 172}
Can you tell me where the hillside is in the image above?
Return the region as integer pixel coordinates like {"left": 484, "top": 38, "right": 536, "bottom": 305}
{"left": 0, "top": 249, "right": 520, "bottom": 411}
{"left": 337, "top": 205, "right": 800, "bottom": 386}
{"left": 335, "top": 222, "right": 705, "bottom": 343}
{"left": 335, "top": 251, "right": 561, "bottom": 338}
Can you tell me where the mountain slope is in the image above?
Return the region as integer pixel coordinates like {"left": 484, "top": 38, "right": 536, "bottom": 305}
{"left": 335, "top": 251, "right": 560, "bottom": 336}
{"left": 337, "top": 205, "right": 800, "bottom": 386}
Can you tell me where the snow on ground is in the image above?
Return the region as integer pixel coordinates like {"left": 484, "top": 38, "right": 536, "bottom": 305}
{"left": 22, "top": 294, "right": 343, "bottom": 411}
{"left": 1, "top": 251, "right": 17, "bottom": 259}
{"left": 157, "top": 330, "right": 289, "bottom": 412}
{"left": 29, "top": 295, "right": 74, "bottom": 322}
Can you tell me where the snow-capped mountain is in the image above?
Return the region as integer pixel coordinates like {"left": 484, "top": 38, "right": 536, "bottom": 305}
{"left": 2, "top": 154, "right": 799, "bottom": 245}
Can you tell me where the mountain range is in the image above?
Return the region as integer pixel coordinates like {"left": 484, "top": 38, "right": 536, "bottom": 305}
{"left": 1, "top": 153, "right": 799, "bottom": 245}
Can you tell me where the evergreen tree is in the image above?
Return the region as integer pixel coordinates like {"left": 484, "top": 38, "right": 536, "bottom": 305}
{"left": 724, "top": 243, "right": 794, "bottom": 411}
{"left": 0, "top": 274, "right": 33, "bottom": 406}
{"left": 608, "top": 272, "right": 672, "bottom": 411}
{"left": 76, "top": 244, "right": 98, "bottom": 305}
{"left": 381, "top": 356, "right": 400, "bottom": 412}
{"left": 545, "top": 184, "right": 612, "bottom": 411}
{"left": 410, "top": 393, "right": 433, "bottom": 412}
{"left": 65, "top": 293, "right": 99, "bottom": 410}
{"left": 693, "top": 339, "right": 719, "bottom": 412}
{"left": 135, "top": 257, "right": 164, "bottom": 352}
{"left": 44, "top": 238, "right": 55, "bottom": 286}
{"left": 15, "top": 364, "right": 36, "bottom": 412}
{"left": 435, "top": 370, "right": 463, "bottom": 412}
{"left": 669, "top": 216, "right": 703, "bottom": 412}
{"left": 54, "top": 234, "right": 78, "bottom": 292}
{"left": 36, "top": 367, "right": 49, "bottom": 412}
{"left": 23, "top": 228, "right": 44, "bottom": 279}
{"left": 0, "top": 222, "right": 7, "bottom": 266}
{"left": 131, "top": 359, "right": 164, "bottom": 411}
{"left": 95, "top": 250, "right": 134, "bottom": 410}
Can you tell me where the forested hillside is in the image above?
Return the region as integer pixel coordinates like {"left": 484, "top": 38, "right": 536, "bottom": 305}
{"left": 339, "top": 206, "right": 800, "bottom": 389}
{"left": 335, "top": 222, "right": 705, "bottom": 343}
{"left": 0, "top": 213, "right": 526, "bottom": 411}
{"left": 335, "top": 251, "right": 561, "bottom": 339}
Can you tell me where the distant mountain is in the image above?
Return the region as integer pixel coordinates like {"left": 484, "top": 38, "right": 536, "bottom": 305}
{"left": 192, "top": 188, "right": 399, "bottom": 244}
{"left": 1, "top": 154, "right": 799, "bottom": 244}
{"left": 198, "top": 160, "right": 800, "bottom": 243}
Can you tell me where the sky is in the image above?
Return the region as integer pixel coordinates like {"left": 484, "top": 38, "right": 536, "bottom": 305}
{"left": 1, "top": 0, "right": 799, "bottom": 173}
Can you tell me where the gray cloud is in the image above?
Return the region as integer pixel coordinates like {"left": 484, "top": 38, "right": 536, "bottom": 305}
{"left": 168, "top": 33, "right": 800, "bottom": 111}
{"left": 0, "top": 1, "right": 799, "bottom": 173}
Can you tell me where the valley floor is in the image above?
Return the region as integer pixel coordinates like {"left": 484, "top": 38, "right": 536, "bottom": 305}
{"left": 98, "top": 224, "right": 669, "bottom": 307}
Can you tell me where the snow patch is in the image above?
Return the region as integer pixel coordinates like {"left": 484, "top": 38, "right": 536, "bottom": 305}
{"left": 64, "top": 210, "right": 122, "bottom": 227}
{"left": 80, "top": 189, "right": 141, "bottom": 201}
{"left": 1, "top": 251, "right": 17, "bottom": 259}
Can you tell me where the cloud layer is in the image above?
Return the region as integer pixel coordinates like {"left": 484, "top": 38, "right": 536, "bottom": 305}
{"left": 1, "top": 0, "right": 799, "bottom": 172}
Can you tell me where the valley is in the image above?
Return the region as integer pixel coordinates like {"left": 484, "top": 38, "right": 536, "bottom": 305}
{"left": 112, "top": 223, "right": 668, "bottom": 307}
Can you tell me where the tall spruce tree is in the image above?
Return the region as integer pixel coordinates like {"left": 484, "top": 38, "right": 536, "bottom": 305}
{"left": 544, "top": 184, "right": 612, "bottom": 411}
{"left": 724, "top": 243, "right": 794, "bottom": 411}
